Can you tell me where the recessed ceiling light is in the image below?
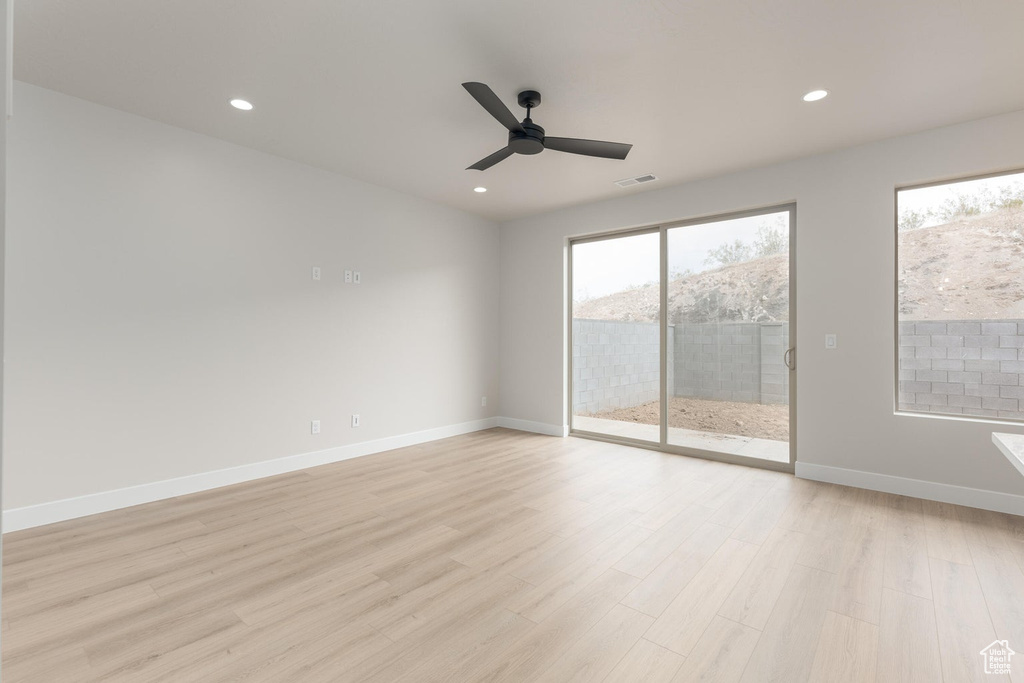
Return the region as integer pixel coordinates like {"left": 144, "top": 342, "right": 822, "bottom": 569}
{"left": 474, "top": 187, "right": 487, "bottom": 193}
{"left": 229, "top": 98, "right": 254, "bottom": 111}
{"left": 802, "top": 89, "right": 828, "bottom": 102}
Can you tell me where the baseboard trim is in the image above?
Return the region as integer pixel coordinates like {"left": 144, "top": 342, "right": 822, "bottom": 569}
{"left": 796, "top": 462, "right": 1024, "bottom": 517}
{"left": 3, "top": 417, "right": 503, "bottom": 533}
{"left": 495, "top": 417, "right": 568, "bottom": 437}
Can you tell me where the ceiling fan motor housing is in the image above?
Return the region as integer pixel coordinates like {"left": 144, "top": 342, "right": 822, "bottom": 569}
{"left": 510, "top": 120, "right": 545, "bottom": 155}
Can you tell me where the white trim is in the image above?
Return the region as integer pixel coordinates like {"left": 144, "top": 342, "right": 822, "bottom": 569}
{"left": 796, "top": 462, "right": 1024, "bottom": 517}
{"left": 3, "top": 418, "right": 500, "bottom": 533}
{"left": 496, "top": 417, "right": 569, "bottom": 437}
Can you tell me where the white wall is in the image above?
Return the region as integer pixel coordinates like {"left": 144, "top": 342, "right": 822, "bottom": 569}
{"left": 4, "top": 82, "right": 499, "bottom": 511}
{"left": 500, "top": 108, "right": 1024, "bottom": 503}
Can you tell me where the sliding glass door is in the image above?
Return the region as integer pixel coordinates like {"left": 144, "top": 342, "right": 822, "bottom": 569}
{"left": 570, "top": 229, "right": 660, "bottom": 444}
{"left": 569, "top": 206, "right": 795, "bottom": 470}
{"left": 665, "top": 210, "right": 792, "bottom": 464}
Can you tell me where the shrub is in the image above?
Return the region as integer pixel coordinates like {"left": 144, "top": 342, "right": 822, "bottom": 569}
{"left": 704, "top": 239, "right": 751, "bottom": 267}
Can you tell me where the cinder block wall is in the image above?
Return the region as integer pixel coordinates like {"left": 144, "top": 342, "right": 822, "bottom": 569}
{"left": 571, "top": 319, "right": 662, "bottom": 414}
{"left": 674, "top": 322, "right": 790, "bottom": 403}
{"left": 571, "top": 319, "right": 790, "bottom": 414}
{"left": 898, "top": 320, "right": 1024, "bottom": 420}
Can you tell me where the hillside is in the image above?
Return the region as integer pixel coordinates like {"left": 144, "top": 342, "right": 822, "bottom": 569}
{"left": 573, "top": 206, "right": 1024, "bottom": 323}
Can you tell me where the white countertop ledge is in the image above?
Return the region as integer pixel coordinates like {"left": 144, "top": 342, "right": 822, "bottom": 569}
{"left": 992, "top": 432, "right": 1024, "bottom": 478}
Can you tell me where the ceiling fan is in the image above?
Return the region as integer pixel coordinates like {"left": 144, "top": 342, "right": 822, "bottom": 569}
{"left": 462, "top": 82, "right": 633, "bottom": 171}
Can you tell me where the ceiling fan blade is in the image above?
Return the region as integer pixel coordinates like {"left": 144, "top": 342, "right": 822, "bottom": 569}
{"left": 462, "top": 82, "right": 525, "bottom": 133}
{"left": 544, "top": 137, "right": 632, "bottom": 160}
{"left": 467, "top": 146, "right": 514, "bottom": 171}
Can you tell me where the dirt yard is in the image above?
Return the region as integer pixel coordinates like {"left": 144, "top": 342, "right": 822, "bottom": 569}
{"left": 590, "top": 396, "right": 789, "bottom": 442}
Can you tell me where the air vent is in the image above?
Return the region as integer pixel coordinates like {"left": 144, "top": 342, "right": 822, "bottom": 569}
{"left": 615, "top": 173, "right": 658, "bottom": 188}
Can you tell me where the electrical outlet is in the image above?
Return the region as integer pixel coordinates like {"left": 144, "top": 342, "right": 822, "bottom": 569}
{"left": 312, "top": 266, "right": 321, "bottom": 281}
{"left": 481, "top": 396, "right": 487, "bottom": 407}
{"left": 351, "top": 414, "right": 360, "bottom": 428}
{"left": 353, "top": 271, "right": 362, "bottom": 284}
{"left": 344, "top": 269, "right": 353, "bottom": 283}
{"left": 311, "top": 420, "right": 320, "bottom": 435}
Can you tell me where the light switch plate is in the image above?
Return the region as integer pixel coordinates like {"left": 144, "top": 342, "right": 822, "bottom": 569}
{"left": 312, "top": 266, "right": 321, "bottom": 281}
{"left": 825, "top": 334, "right": 838, "bottom": 350}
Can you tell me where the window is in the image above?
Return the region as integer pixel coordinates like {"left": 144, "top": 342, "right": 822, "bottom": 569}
{"left": 896, "top": 170, "right": 1024, "bottom": 421}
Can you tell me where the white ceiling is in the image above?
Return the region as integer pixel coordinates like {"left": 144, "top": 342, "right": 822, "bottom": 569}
{"left": 14, "top": 0, "right": 1024, "bottom": 222}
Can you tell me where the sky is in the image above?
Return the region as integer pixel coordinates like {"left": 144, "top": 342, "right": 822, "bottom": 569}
{"left": 572, "top": 211, "right": 788, "bottom": 300}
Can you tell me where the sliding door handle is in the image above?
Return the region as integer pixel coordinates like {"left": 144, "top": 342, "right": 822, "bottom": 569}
{"left": 784, "top": 347, "right": 795, "bottom": 370}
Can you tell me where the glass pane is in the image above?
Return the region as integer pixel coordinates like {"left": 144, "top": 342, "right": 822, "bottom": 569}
{"left": 666, "top": 211, "right": 790, "bottom": 462}
{"left": 897, "top": 171, "right": 1024, "bottom": 422}
{"left": 571, "top": 232, "right": 661, "bottom": 443}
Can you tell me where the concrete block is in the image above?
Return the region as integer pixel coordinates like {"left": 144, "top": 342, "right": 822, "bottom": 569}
{"left": 949, "top": 347, "right": 982, "bottom": 360}
{"left": 982, "top": 348, "right": 1018, "bottom": 361}
{"left": 931, "top": 335, "right": 964, "bottom": 347}
{"left": 983, "top": 396, "right": 1019, "bottom": 411}
{"left": 982, "top": 372, "right": 1019, "bottom": 386}
{"left": 899, "top": 322, "right": 916, "bottom": 335}
{"left": 964, "top": 360, "right": 1000, "bottom": 372}
{"left": 931, "top": 359, "right": 964, "bottom": 371}
{"left": 900, "top": 358, "right": 931, "bottom": 370}
{"left": 1000, "top": 360, "right": 1024, "bottom": 373}
{"left": 965, "top": 383, "right": 1001, "bottom": 398}
{"left": 998, "top": 410, "right": 1024, "bottom": 419}
{"left": 963, "top": 407, "right": 999, "bottom": 418}
{"left": 915, "top": 393, "right": 947, "bottom": 406}
{"left": 947, "top": 395, "right": 983, "bottom": 409}
{"left": 915, "top": 347, "right": 947, "bottom": 359}
{"left": 915, "top": 322, "right": 947, "bottom": 334}
{"left": 901, "top": 381, "right": 931, "bottom": 392}
{"left": 965, "top": 335, "right": 1000, "bottom": 348}
{"left": 947, "top": 322, "right": 982, "bottom": 335}
{"left": 901, "top": 335, "right": 931, "bottom": 346}
{"left": 1000, "top": 335, "right": 1024, "bottom": 348}
{"left": 947, "top": 371, "right": 982, "bottom": 384}
{"left": 982, "top": 322, "right": 1018, "bottom": 335}
{"left": 915, "top": 370, "right": 947, "bottom": 382}
{"left": 931, "top": 382, "right": 965, "bottom": 395}
{"left": 1000, "top": 385, "right": 1024, "bottom": 399}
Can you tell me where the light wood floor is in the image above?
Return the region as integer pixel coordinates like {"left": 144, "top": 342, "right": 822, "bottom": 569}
{"left": 3, "top": 428, "right": 1023, "bottom": 682}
